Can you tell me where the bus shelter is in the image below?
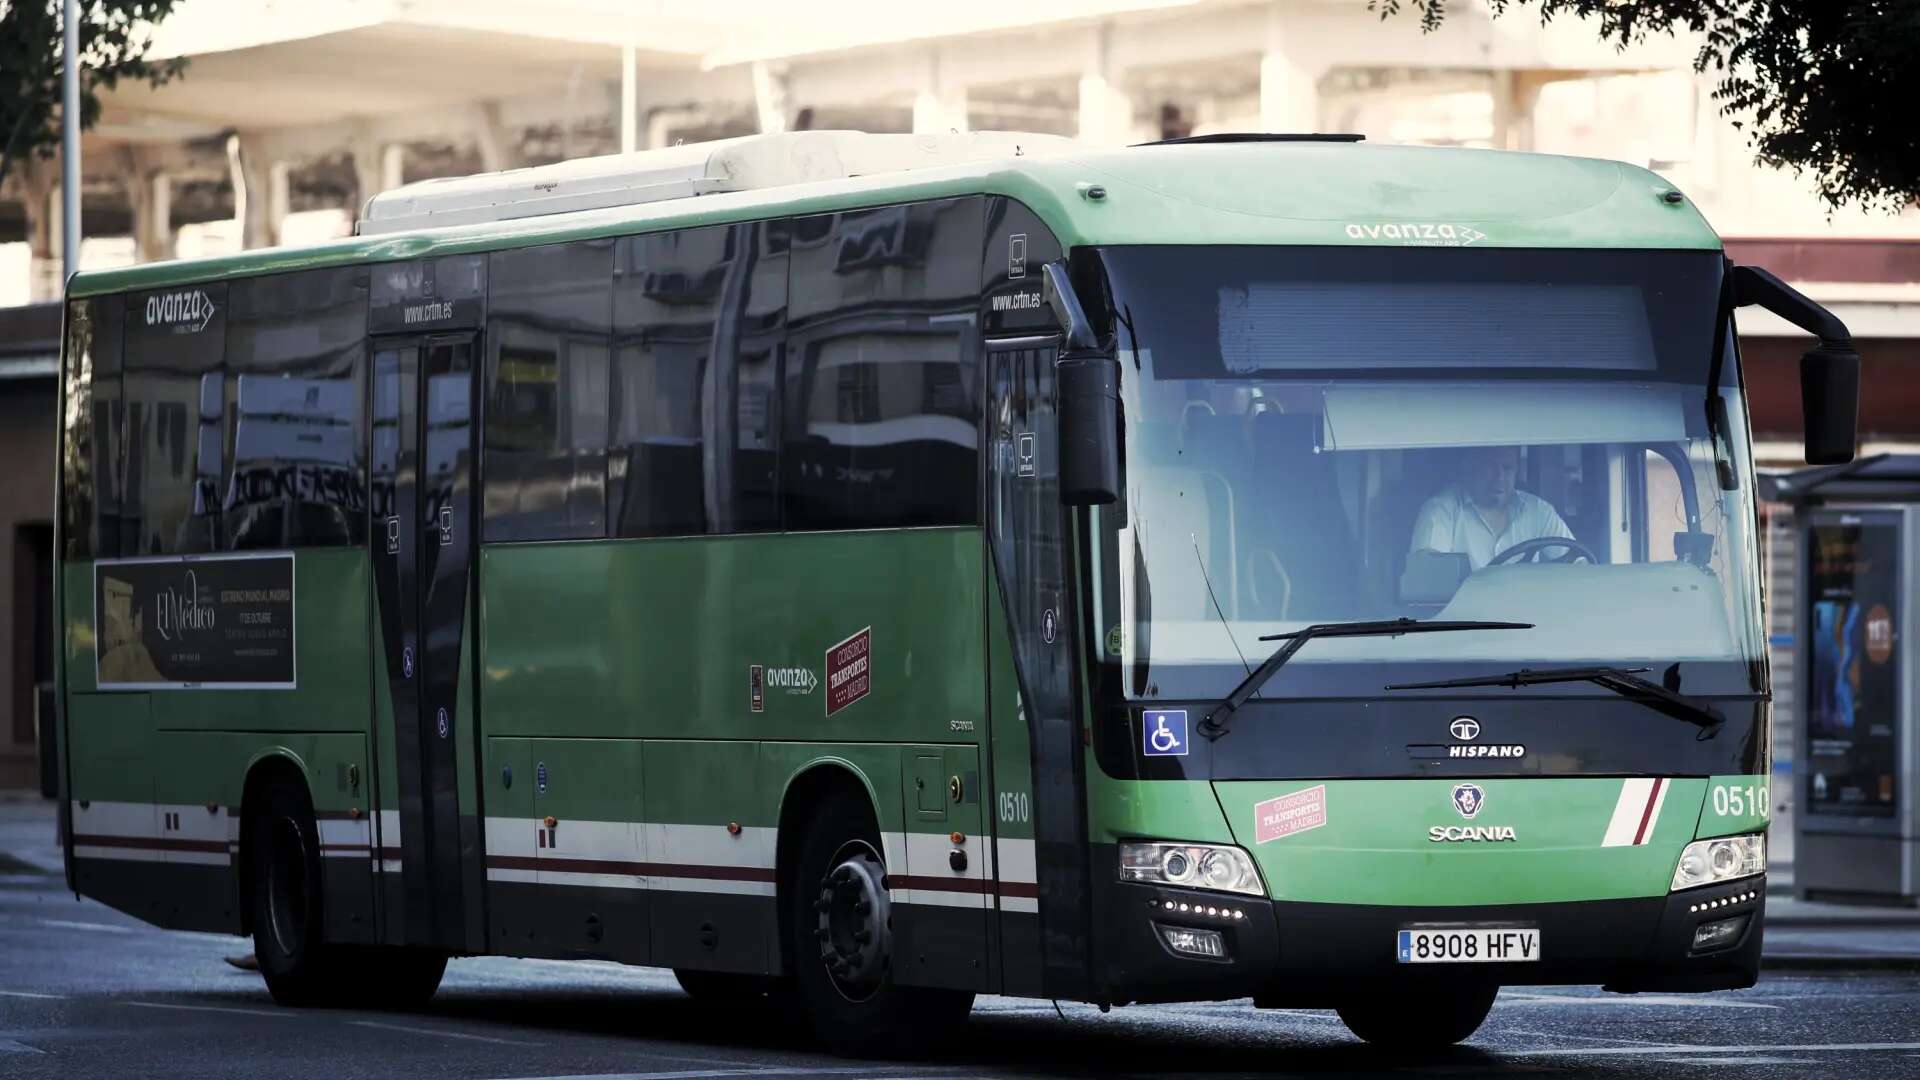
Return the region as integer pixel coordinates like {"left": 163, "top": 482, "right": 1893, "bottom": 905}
{"left": 1763, "top": 455, "right": 1920, "bottom": 905}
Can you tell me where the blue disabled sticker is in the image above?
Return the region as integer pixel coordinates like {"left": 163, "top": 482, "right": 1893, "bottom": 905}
{"left": 1142, "top": 709, "right": 1189, "bottom": 757}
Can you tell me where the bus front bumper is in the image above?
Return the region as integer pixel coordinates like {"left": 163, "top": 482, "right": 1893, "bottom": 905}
{"left": 1092, "top": 873, "right": 1765, "bottom": 1006}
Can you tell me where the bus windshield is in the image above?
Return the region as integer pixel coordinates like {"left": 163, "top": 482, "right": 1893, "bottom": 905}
{"left": 1090, "top": 246, "right": 1765, "bottom": 701}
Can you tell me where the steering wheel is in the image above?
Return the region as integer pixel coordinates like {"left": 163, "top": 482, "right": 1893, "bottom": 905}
{"left": 1488, "top": 536, "right": 1598, "bottom": 565}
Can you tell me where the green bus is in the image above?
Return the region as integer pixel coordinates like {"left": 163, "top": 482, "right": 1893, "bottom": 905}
{"left": 54, "top": 131, "right": 1860, "bottom": 1052}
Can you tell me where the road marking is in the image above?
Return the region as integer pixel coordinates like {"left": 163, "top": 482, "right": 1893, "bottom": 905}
{"left": 0, "top": 991, "right": 67, "bottom": 1000}
{"left": 491, "top": 1060, "right": 967, "bottom": 1068}
{"left": 1499, "top": 992, "right": 1779, "bottom": 1010}
{"left": 123, "top": 1001, "right": 292, "bottom": 1019}
{"left": 0, "top": 1038, "right": 46, "bottom": 1054}
{"left": 350, "top": 1020, "right": 538, "bottom": 1046}
{"left": 39, "top": 918, "right": 133, "bottom": 934}
{"left": 1503, "top": 1027, "right": 1670, "bottom": 1046}
{"left": 1656, "top": 1057, "right": 1800, "bottom": 1066}
{"left": 1509, "top": 1042, "right": 1920, "bottom": 1058}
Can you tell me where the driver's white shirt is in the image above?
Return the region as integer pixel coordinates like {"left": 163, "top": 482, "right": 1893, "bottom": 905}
{"left": 1410, "top": 483, "right": 1574, "bottom": 570}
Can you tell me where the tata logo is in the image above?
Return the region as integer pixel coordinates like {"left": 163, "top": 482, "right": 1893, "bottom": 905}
{"left": 1429, "top": 825, "right": 1518, "bottom": 843}
{"left": 1449, "top": 717, "right": 1480, "bottom": 741}
{"left": 1451, "top": 783, "right": 1486, "bottom": 820}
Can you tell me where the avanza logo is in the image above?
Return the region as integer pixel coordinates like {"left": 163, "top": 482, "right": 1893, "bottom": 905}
{"left": 144, "top": 289, "right": 217, "bottom": 333}
{"left": 1342, "top": 222, "right": 1486, "bottom": 247}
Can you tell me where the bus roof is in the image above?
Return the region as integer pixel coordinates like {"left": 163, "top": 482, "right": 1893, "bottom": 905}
{"left": 66, "top": 136, "right": 1720, "bottom": 299}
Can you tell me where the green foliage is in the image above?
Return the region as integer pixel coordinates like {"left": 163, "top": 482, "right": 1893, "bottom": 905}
{"left": 0, "top": 1, "right": 186, "bottom": 188}
{"left": 1370, "top": 1, "right": 1920, "bottom": 212}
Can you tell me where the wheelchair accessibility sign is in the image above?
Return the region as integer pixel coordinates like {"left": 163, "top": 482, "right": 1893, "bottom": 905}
{"left": 1142, "top": 709, "right": 1189, "bottom": 757}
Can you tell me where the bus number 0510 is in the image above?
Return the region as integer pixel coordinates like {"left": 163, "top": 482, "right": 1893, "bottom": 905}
{"left": 998, "top": 792, "right": 1031, "bottom": 824}
{"left": 1711, "top": 783, "right": 1768, "bottom": 818}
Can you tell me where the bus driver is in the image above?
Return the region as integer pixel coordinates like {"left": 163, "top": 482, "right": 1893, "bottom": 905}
{"left": 1410, "top": 446, "right": 1575, "bottom": 571}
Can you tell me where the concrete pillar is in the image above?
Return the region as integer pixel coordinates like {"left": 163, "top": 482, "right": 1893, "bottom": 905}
{"left": 381, "top": 144, "right": 405, "bottom": 191}
{"left": 349, "top": 135, "right": 387, "bottom": 216}
{"left": 1077, "top": 25, "right": 1132, "bottom": 146}
{"left": 1492, "top": 69, "right": 1552, "bottom": 152}
{"left": 621, "top": 44, "right": 638, "bottom": 153}
{"left": 472, "top": 101, "right": 520, "bottom": 173}
{"left": 1258, "top": 8, "right": 1324, "bottom": 133}
{"left": 912, "top": 50, "right": 968, "bottom": 135}
{"left": 122, "top": 147, "right": 176, "bottom": 263}
{"left": 753, "top": 61, "right": 790, "bottom": 135}
{"left": 232, "top": 135, "right": 282, "bottom": 250}
{"left": 17, "top": 159, "right": 60, "bottom": 301}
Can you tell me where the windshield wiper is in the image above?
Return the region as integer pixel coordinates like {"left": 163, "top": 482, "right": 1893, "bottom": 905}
{"left": 1385, "top": 665, "right": 1726, "bottom": 733}
{"left": 1198, "top": 618, "right": 1532, "bottom": 740}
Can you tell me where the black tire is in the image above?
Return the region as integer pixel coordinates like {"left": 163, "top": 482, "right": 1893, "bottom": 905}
{"left": 788, "top": 795, "right": 972, "bottom": 1056}
{"left": 246, "top": 779, "right": 341, "bottom": 1006}
{"left": 674, "top": 968, "right": 775, "bottom": 1003}
{"left": 1336, "top": 983, "right": 1498, "bottom": 1049}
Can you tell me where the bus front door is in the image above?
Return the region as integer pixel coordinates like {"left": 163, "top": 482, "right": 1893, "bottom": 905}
{"left": 370, "top": 334, "right": 482, "bottom": 952}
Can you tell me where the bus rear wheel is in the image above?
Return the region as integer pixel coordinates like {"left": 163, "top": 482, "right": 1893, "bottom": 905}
{"left": 1336, "top": 983, "right": 1498, "bottom": 1049}
{"left": 247, "top": 780, "right": 342, "bottom": 1006}
{"left": 788, "top": 796, "right": 972, "bottom": 1055}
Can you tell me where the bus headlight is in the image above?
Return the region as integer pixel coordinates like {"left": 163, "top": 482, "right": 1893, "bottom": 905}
{"left": 1119, "top": 841, "right": 1263, "bottom": 896}
{"left": 1670, "top": 834, "right": 1765, "bottom": 891}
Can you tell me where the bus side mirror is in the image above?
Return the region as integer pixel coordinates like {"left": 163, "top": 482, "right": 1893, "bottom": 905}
{"left": 1801, "top": 345, "right": 1860, "bottom": 466}
{"left": 1732, "top": 265, "right": 1860, "bottom": 466}
{"left": 1043, "top": 261, "right": 1120, "bottom": 506}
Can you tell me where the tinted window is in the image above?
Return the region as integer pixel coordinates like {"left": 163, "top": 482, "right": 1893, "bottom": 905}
{"left": 783, "top": 198, "right": 983, "bottom": 530}
{"left": 983, "top": 197, "right": 1064, "bottom": 337}
{"left": 484, "top": 240, "right": 612, "bottom": 541}
{"left": 610, "top": 222, "right": 786, "bottom": 537}
{"left": 60, "top": 297, "right": 125, "bottom": 559}
{"left": 124, "top": 284, "right": 227, "bottom": 554}
{"left": 223, "top": 268, "right": 368, "bottom": 549}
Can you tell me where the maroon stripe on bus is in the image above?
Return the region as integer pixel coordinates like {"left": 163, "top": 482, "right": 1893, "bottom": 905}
{"left": 888, "top": 875, "right": 990, "bottom": 895}
{"left": 996, "top": 881, "right": 1039, "bottom": 899}
{"left": 72, "top": 834, "right": 229, "bottom": 854}
{"left": 484, "top": 855, "right": 777, "bottom": 883}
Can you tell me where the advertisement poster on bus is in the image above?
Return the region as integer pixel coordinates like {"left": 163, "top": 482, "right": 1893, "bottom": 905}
{"left": 1805, "top": 520, "right": 1899, "bottom": 817}
{"left": 94, "top": 553, "right": 296, "bottom": 690}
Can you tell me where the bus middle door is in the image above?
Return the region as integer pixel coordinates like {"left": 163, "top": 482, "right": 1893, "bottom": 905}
{"left": 370, "top": 333, "right": 481, "bottom": 952}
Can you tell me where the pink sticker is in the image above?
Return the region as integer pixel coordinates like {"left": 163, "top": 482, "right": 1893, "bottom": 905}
{"left": 825, "top": 626, "right": 872, "bottom": 717}
{"left": 1254, "top": 785, "right": 1327, "bottom": 844}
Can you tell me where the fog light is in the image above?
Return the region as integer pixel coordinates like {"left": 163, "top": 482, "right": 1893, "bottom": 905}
{"left": 1691, "top": 914, "right": 1749, "bottom": 953}
{"left": 1156, "top": 924, "right": 1226, "bottom": 960}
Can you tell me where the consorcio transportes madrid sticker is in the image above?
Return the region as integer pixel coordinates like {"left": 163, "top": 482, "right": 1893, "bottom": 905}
{"left": 825, "top": 626, "right": 871, "bottom": 717}
{"left": 1254, "top": 785, "right": 1328, "bottom": 843}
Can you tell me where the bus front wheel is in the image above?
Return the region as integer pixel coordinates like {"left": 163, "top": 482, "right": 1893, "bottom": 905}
{"left": 788, "top": 795, "right": 972, "bottom": 1055}
{"left": 1336, "top": 983, "right": 1498, "bottom": 1049}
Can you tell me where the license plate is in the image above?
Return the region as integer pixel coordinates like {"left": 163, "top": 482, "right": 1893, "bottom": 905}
{"left": 1397, "top": 927, "right": 1540, "bottom": 964}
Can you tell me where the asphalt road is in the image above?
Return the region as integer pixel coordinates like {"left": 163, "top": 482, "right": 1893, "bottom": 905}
{"left": 4, "top": 867, "right": 1920, "bottom": 1080}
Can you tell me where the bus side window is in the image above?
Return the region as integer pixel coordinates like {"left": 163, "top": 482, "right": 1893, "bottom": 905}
{"left": 61, "top": 296, "right": 126, "bottom": 560}
{"left": 125, "top": 283, "right": 227, "bottom": 555}
{"left": 610, "top": 221, "right": 786, "bottom": 538}
{"left": 224, "top": 268, "right": 368, "bottom": 550}
{"left": 783, "top": 197, "right": 984, "bottom": 532}
{"left": 483, "top": 240, "right": 612, "bottom": 542}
